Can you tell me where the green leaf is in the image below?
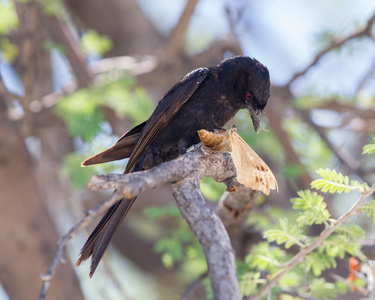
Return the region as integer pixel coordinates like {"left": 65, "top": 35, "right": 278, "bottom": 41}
{"left": 305, "top": 251, "right": 336, "bottom": 276}
{"left": 278, "top": 272, "right": 301, "bottom": 289}
{"left": 143, "top": 204, "right": 180, "bottom": 221}
{"left": 0, "top": 37, "right": 19, "bottom": 63}
{"left": 153, "top": 225, "right": 193, "bottom": 268}
{"left": 291, "top": 190, "right": 330, "bottom": 226}
{"left": 362, "top": 138, "right": 375, "bottom": 154}
{"left": 321, "top": 234, "right": 359, "bottom": 258}
{"left": 200, "top": 177, "right": 226, "bottom": 201}
{"left": 312, "top": 168, "right": 368, "bottom": 193}
{"left": 334, "top": 224, "right": 365, "bottom": 240}
{"left": 282, "top": 118, "right": 333, "bottom": 171}
{"left": 0, "top": 3, "right": 18, "bottom": 35}
{"left": 61, "top": 153, "right": 97, "bottom": 189}
{"left": 245, "top": 242, "right": 286, "bottom": 273}
{"left": 309, "top": 278, "right": 340, "bottom": 299}
{"left": 360, "top": 200, "right": 375, "bottom": 222}
{"left": 81, "top": 29, "right": 113, "bottom": 55}
{"left": 154, "top": 236, "right": 183, "bottom": 265}
{"left": 41, "top": 0, "right": 64, "bottom": 16}
{"left": 55, "top": 75, "right": 154, "bottom": 141}
{"left": 239, "top": 272, "right": 262, "bottom": 297}
{"left": 264, "top": 218, "right": 306, "bottom": 248}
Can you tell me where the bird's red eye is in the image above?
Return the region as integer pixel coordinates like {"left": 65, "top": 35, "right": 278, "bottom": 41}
{"left": 246, "top": 93, "right": 252, "bottom": 100}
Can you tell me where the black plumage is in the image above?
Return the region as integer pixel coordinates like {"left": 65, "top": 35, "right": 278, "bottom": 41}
{"left": 76, "top": 56, "right": 270, "bottom": 276}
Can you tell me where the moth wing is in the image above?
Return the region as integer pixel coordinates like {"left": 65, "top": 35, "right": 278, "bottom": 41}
{"left": 229, "top": 131, "right": 278, "bottom": 195}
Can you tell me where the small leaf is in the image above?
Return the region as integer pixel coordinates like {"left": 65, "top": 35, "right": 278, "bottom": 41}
{"left": 306, "top": 251, "right": 336, "bottom": 276}
{"left": 245, "top": 242, "right": 286, "bottom": 272}
{"left": 264, "top": 218, "right": 306, "bottom": 248}
{"left": 0, "top": 3, "right": 18, "bottom": 35}
{"left": 312, "top": 168, "right": 368, "bottom": 193}
{"left": 291, "top": 190, "right": 330, "bottom": 226}
{"left": 362, "top": 138, "right": 375, "bottom": 154}
{"left": 81, "top": 29, "right": 113, "bottom": 55}
{"left": 239, "top": 272, "right": 262, "bottom": 296}
{"left": 309, "top": 278, "right": 340, "bottom": 299}
{"left": 360, "top": 200, "right": 375, "bottom": 222}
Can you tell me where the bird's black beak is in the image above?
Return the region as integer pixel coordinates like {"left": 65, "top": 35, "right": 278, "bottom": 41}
{"left": 250, "top": 109, "right": 262, "bottom": 133}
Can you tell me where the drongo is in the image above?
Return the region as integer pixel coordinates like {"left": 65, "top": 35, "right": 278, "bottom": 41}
{"left": 76, "top": 56, "right": 271, "bottom": 276}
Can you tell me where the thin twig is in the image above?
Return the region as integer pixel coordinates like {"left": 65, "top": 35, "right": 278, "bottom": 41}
{"left": 162, "top": 0, "right": 200, "bottom": 60}
{"left": 356, "top": 56, "right": 375, "bottom": 93}
{"left": 39, "top": 147, "right": 239, "bottom": 300}
{"left": 330, "top": 273, "right": 369, "bottom": 296}
{"left": 298, "top": 109, "right": 368, "bottom": 181}
{"left": 43, "top": 13, "right": 95, "bottom": 88}
{"left": 38, "top": 190, "right": 123, "bottom": 300}
{"left": 287, "top": 11, "right": 375, "bottom": 86}
{"left": 249, "top": 183, "right": 375, "bottom": 300}
{"left": 311, "top": 101, "right": 375, "bottom": 121}
{"left": 280, "top": 289, "right": 317, "bottom": 300}
{"left": 180, "top": 272, "right": 208, "bottom": 300}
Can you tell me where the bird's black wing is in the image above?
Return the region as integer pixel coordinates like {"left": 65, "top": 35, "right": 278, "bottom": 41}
{"left": 81, "top": 121, "right": 146, "bottom": 166}
{"left": 76, "top": 67, "right": 209, "bottom": 275}
{"left": 125, "top": 67, "right": 209, "bottom": 173}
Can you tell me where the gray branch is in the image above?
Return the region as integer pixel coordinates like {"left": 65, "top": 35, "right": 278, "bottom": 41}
{"left": 39, "top": 146, "right": 243, "bottom": 300}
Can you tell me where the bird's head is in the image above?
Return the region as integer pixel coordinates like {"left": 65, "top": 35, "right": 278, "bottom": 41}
{"left": 243, "top": 58, "right": 270, "bottom": 133}
{"left": 220, "top": 56, "right": 270, "bottom": 133}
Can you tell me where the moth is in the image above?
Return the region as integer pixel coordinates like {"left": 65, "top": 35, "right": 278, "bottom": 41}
{"left": 198, "top": 126, "right": 278, "bottom": 195}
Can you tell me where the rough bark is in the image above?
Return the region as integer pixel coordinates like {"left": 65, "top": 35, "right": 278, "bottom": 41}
{"left": 41, "top": 147, "right": 242, "bottom": 300}
{"left": 0, "top": 107, "right": 84, "bottom": 300}
{"left": 64, "top": 0, "right": 164, "bottom": 56}
{"left": 173, "top": 178, "right": 241, "bottom": 300}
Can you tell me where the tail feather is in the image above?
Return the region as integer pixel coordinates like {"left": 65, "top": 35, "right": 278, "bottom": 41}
{"left": 76, "top": 196, "right": 137, "bottom": 276}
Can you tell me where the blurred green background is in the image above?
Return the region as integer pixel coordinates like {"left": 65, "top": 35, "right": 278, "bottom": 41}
{"left": 0, "top": 0, "right": 375, "bottom": 299}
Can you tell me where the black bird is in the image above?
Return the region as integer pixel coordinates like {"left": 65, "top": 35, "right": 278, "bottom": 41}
{"left": 76, "top": 56, "right": 270, "bottom": 276}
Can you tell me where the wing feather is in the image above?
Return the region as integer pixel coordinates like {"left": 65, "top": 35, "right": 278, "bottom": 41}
{"left": 125, "top": 68, "right": 209, "bottom": 173}
{"left": 81, "top": 121, "right": 146, "bottom": 166}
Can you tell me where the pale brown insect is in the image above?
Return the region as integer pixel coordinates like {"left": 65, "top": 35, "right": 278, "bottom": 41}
{"left": 198, "top": 126, "right": 278, "bottom": 195}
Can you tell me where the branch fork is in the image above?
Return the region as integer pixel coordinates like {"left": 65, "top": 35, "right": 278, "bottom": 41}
{"left": 39, "top": 146, "right": 243, "bottom": 300}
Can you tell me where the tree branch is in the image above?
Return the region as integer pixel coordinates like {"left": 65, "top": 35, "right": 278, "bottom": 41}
{"left": 249, "top": 182, "right": 375, "bottom": 300}
{"left": 298, "top": 109, "right": 368, "bottom": 181}
{"left": 180, "top": 272, "right": 208, "bottom": 300}
{"left": 42, "top": 13, "right": 95, "bottom": 88}
{"left": 287, "top": 11, "right": 375, "bottom": 86}
{"left": 162, "top": 0, "right": 200, "bottom": 61}
{"left": 39, "top": 146, "right": 242, "bottom": 300}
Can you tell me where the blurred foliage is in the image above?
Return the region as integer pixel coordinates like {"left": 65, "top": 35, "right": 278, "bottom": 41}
{"left": 0, "top": 2, "right": 19, "bottom": 62}
{"left": 55, "top": 74, "right": 154, "bottom": 142}
{"left": 363, "top": 138, "right": 375, "bottom": 155}
{"left": 143, "top": 204, "right": 207, "bottom": 274}
{"left": 56, "top": 74, "right": 154, "bottom": 188}
{"left": 237, "top": 149, "right": 374, "bottom": 298}
{"left": 0, "top": 2, "right": 18, "bottom": 35}
{"left": 312, "top": 168, "right": 369, "bottom": 193}
{"left": 1, "top": 0, "right": 374, "bottom": 298}
{"left": 283, "top": 117, "right": 333, "bottom": 172}
{"left": 0, "top": 37, "right": 19, "bottom": 62}
{"left": 43, "top": 40, "right": 66, "bottom": 53}
{"left": 361, "top": 200, "right": 375, "bottom": 222}
{"left": 264, "top": 217, "right": 306, "bottom": 248}
{"left": 200, "top": 177, "right": 226, "bottom": 201}
{"left": 59, "top": 81, "right": 374, "bottom": 297}
{"left": 40, "top": 0, "right": 64, "bottom": 15}
{"left": 81, "top": 30, "right": 113, "bottom": 55}
{"left": 61, "top": 153, "right": 97, "bottom": 189}
{"left": 235, "top": 110, "right": 284, "bottom": 163}
{"left": 291, "top": 190, "right": 330, "bottom": 226}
